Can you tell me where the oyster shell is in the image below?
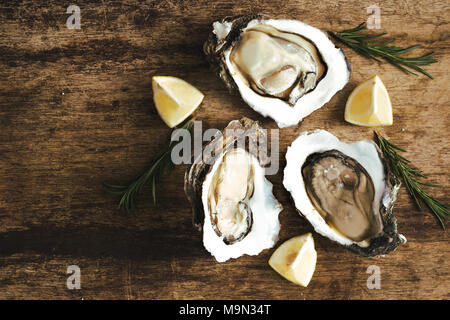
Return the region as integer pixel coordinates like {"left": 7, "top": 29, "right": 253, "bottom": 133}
{"left": 283, "top": 130, "right": 406, "bottom": 256}
{"left": 204, "top": 14, "right": 351, "bottom": 128}
{"left": 185, "top": 118, "right": 282, "bottom": 262}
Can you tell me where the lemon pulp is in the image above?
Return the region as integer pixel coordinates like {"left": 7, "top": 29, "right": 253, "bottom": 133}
{"left": 344, "top": 75, "right": 393, "bottom": 127}
{"left": 269, "top": 233, "right": 317, "bottom": 287}
{"left": 152, "top": 76, "right": 204, "bottom": 128}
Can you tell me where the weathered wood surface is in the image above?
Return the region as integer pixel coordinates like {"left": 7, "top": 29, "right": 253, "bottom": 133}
{"left": 0, "top": 0, "right": 448, "bottom": 300}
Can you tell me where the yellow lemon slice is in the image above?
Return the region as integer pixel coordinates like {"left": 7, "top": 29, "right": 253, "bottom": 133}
{"left": 344, "top": 75, "right": 393, "bottom": 127}
{"left": 269, "top": 233, "right": 317, "bottom": 287}
{"left": 152, "top": 76, "right": 204, "bottom": 128}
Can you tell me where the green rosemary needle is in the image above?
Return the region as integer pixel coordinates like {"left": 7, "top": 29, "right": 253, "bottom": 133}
{"left": 104, "top": 119, "right": 194, "bottom": 213}
{"left": 329, "top": 22, "right": 438, "bottom": 79}
{"left": 375, "top": 132, "right": 449, "bottom": 228}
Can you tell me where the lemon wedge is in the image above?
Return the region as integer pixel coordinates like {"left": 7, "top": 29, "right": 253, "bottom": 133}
{"left": 344, "top": 75, "right": 393, "bottom": 127}
{"left": 152, "top": 76, "right": 204, "bottom": 128}
{"left": 269, "top": 233, "right": 317, "bottom": 287}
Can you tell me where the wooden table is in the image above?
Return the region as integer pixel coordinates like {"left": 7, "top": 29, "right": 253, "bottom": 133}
{"left": 0, "top": 0, "right": 448, "bottom": 300}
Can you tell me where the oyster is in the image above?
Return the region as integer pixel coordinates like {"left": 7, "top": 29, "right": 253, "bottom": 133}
{"left": 204, "top": 14, "right": 351, "bottom": 128}
{"left": 207, "top": 148, "right": 254, "bottom": 244}
{"left": 283, "top": 130, "right": 406, "bottom": 256}
{"left": 185, "top": 118, "right": 282, "bottom": 262}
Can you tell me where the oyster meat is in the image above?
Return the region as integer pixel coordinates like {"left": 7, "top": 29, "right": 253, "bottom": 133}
{"left": 207, "top": 148, "right": 254, "bottom": 244}
{"left": 229, "top": 24, "right": 326, "bottom": 104}
{"left": 283, "top": 130, "right": 406, "bottom": 256}
{"left": 185, "top": 118, "right": 282, "bottom": 262}
{"left": 204, "top": 14, "right": 351, "bottom": 128}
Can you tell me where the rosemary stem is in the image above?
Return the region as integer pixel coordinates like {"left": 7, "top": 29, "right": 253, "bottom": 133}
{"left": 105, "top": 119, "right": 194, "bottom": 213}
{"left": 330, "top": 23, "right": 437, "bottom": 79}
{"left": 375, "top": 132, "right": 448, "bottom": 229}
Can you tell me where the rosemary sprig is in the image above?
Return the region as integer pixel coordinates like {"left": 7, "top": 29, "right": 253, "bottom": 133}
{"left": 329, "top": 22, "right": 438, "bottom": 79}
{"left": 104, "top": 119, "right": 194, "bottom": 213}
{"left": 375, "top": 132, "right": 449, "bottom": 228}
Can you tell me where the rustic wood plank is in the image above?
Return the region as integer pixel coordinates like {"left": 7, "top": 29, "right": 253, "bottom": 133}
{"left": 0, "top": 0, "right": 448, "bottom": 299}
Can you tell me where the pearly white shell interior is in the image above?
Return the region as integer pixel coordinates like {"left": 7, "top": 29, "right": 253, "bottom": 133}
{"left": 220, "top": 19, "right": 350, "bottom": 128}
{"left": 202, "top": 148, "right": 282, "bottom": 262}
{"left": 283, "top": 130, "right": 386, "bottom": 247}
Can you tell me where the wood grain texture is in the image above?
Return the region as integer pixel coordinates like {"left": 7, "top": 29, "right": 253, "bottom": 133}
{"left": 0, "top": 0, "right": 448, "bottom": 300}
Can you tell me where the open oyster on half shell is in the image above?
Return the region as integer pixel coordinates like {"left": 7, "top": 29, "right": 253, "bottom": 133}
{"left": 185, "top": 118, "right": 282, "bottom": 262}
{"left": 204, "top": 14, "right": 351, "bottom": 128}
{"left": 283, "top": 130, "right": 406, "bottom": 256}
